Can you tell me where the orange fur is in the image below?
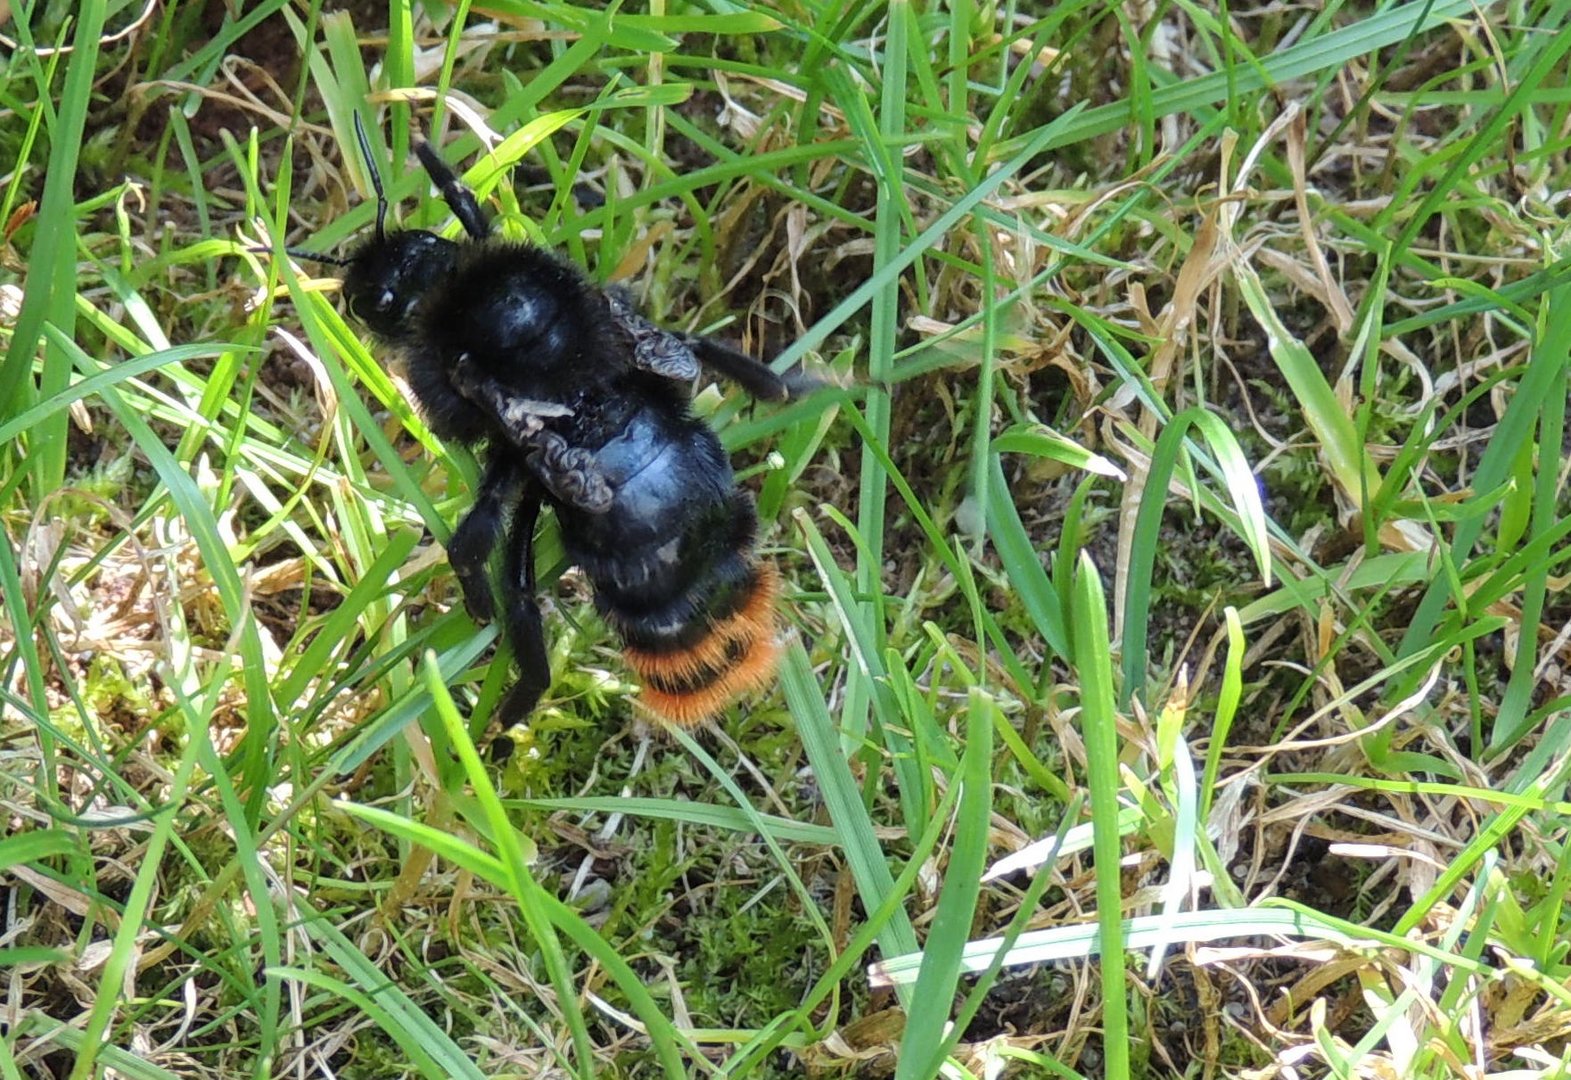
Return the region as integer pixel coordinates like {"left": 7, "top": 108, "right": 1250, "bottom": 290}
{"left": 637, "top": 632, "right": 781, "bottom": 726}
{"left": 624, "top": 563, "right": 782, "bottom": 725}
{"left": 622, "top": 564, "right": 779, "bottom": 683}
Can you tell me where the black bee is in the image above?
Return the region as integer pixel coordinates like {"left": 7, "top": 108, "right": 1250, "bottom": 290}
{"left": 316, "top": 118, "right": 813, "bottom": 725}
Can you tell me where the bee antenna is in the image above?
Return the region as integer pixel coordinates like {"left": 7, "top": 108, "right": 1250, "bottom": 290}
{"left": 353, "top": 111, "right": 388, "bottom": 242}
{"left": 287, "top": 246, "right": 355, "bottom": 268}
{"left": 244, "top": 243, "right": 354, "bottom": 268}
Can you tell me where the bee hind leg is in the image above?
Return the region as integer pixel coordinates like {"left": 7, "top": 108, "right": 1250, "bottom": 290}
{"left": 496, "top": 487, "right": 551, "bottom": 723}
{"left": 689, "top": 336, "right": 824, "bottom": 402}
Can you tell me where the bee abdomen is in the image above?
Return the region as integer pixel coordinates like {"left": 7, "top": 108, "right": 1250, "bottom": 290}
{"left": 618, "top": 562, "right": 781, "bottom": 726}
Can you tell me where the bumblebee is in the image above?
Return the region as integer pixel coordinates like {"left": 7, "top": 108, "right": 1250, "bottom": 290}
{"left": 320, "top": 119, "right": 811, "bottom": 725}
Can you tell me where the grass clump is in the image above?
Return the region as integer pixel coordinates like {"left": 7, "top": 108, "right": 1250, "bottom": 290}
{"left": 4, "top": 1, "right": 1571, "bottom": 1077}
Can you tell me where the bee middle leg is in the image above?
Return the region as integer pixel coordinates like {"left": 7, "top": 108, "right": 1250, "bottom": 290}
{"left": 449, "top": 358, "right": 614, "bottom": 513}
{"left": 526, "top": 430, "right": 614, "bottom": 514}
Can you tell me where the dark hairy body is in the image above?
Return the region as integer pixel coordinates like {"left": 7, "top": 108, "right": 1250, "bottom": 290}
{"left": 334, "top": 128, "right": 801, "bottom": 724}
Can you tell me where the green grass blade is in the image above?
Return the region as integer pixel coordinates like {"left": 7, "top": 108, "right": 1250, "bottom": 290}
{"left": 514, "top": 796, "right": 839, "bottom": 845}
{"left": 1073, "top": 553, "right": 1129, "bottom": 1077}
{"left": 43, "top": 325, "right": 277, "bottom": 822}
{"left": 781, "top": 639, "right": 920, "bottom": 963}
{"left": 0, "top": 829, "right": 76, "bottom": 870}
{"left": 422, "top": 656, "right": 597, "bottom": 1076}
{"left": 66, "top": 684, "right": 205, "bottom": 1080}
{"left": 897, "top": 688, "right": 996, "bottom": 1079}
{"left": 984, "top": 454, "right": 1070, "bottom": 660}
{"left": 0, "top": 4, "right": 106, "bottom": 493}
{"left": 1121, "top": 405, "right": 1272, "bottom": 706}
{"left": 269, "top": 955, "right": 479, "bottom": 1079}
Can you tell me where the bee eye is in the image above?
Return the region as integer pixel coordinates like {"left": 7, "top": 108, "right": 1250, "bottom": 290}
{"left": 378, "top": 288, "right": 395, "bottom": 311}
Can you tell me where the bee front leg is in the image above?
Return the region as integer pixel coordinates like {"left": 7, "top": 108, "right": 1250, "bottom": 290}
{"left": 497, "top": 486, "right": 551, "bottom": 723}
{"left": 414, "top": 140, "right": 492, "bottom": 241}
{"left": 447, "top": 453, "right": 522, "bottom": 623}
{"left": 449, "top": 355, "right": 572, "bottom": 438}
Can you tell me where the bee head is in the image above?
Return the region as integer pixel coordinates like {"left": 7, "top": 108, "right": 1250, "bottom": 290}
{"left": 342, "top": 229, "right": 458, "bottom": 338}
{"left": 337, "top": 115, "right": 490, "bottom": 339}
{"left": 277, "top": 117, "right": 501, "bottom": 340}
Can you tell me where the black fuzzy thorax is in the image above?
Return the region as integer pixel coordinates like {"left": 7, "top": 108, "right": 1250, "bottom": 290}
{"left": 422, "top": 242, "right": 630, "bottom": 439}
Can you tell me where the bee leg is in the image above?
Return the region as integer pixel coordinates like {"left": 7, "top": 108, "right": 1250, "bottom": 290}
{"left": 449, "top": 357, "right": 573, "bottom": 434}
{"left": 497, "top": 486, "right": 550, "bottom": 723}
{"left": 446, "top": 358, "right": 574, "bottom": 452}
{"left": 527, "top": 430, "right": 615, "bottom": 514}
{"left": 447, "top": 453, "right": 522, "bottom": 623}
{"left": 447, "top": 357, "right": 610, "bottom": 511}
{"left": 688, "top": 336, "right": 825, "bottom": 402}
{"left": 414, "top": 140, "right": 491, "bottom": 240}
{"left": 605, "top": 287, "right": 701, "bottom": 382}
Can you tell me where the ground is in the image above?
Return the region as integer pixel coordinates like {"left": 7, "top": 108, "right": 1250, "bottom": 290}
{"left": 2, "top": 2, "right": 1570, "bottom": 1078}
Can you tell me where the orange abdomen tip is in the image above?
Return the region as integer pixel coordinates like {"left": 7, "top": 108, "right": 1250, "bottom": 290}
{"left": 623, "top": 564, "right": 782, "bottom": 726}
{"left": 636, "top": 632, "right": 782, "bottom": 727}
